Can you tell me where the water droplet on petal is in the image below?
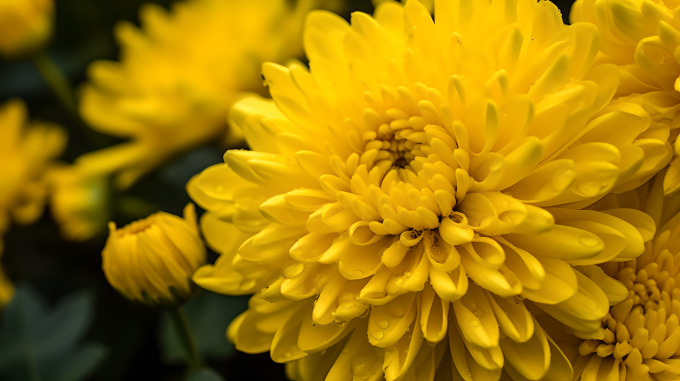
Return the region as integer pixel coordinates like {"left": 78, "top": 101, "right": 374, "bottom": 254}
{"left": 579, "top": 236, "right": 600, "bottom": 247}
{"left": 378, "top": 320, "right": 389, "bottom": 329}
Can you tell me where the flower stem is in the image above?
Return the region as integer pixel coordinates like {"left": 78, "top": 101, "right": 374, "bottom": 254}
{"left": 31, "top": 51, "right": 105, "bottom": 146}
{"left": 117, "top": 196, "right": 161, "bottom": 219}
{"left": 169, "top": 306, "right": 201, "bottom": 370}
{"left": 32, "top": 52, "right": 77, "bottom": 116}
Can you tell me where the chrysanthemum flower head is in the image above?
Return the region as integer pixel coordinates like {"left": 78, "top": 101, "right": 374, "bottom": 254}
{"left": 543, "top": 174, "right": 680, "bottom": 380}
{"left": 78, "top": 0, "right": 327, "bottom": 189}
{"left": 571, "top": 0, "right": 680, "bottom": 196}
{"left": 189, "top": 0, "right": 672, "bottom": 379}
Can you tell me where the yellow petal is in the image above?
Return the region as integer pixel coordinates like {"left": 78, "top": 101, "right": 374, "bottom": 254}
{"left": 420, "top": 283, "right": 450, "bottom": 345}
{"left": 368, "top": 292, "right": 418, "bottom": 348}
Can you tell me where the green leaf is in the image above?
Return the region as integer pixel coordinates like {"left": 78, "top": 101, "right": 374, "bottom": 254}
{"left": 54, "top": 344, "right": 108, "bottom": 381}
{"left": 0, "top": 285, "right": 108, "bottom": 381}
{"left": 187, "top": 368, "right": 225, "bottom": 381}
{"left": 158, "top": 291, "right": 248, "bottom": 364}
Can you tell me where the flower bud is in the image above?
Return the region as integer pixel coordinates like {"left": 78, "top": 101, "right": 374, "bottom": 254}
{"left": 0, "top": 0, "right": 53, "bottom": 58}
{"left": 102, "top": 204, "right": 206, "bottom": 306}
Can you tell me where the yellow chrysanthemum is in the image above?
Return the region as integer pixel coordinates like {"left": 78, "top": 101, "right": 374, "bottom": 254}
{"left": 78, "top": 0, "right": 328, "bottom": 189}
{"left": 189, "top": 1, "right": 672, "bottom": 379}
{"left": 0, "top": 99, "right": 65, "bottom": 307}
{"left": 571, "top": 0, "right": 680, "bottom": 196}
{"left": 102, "top": 204, "right": 206, "bottom": 306}
{"left": 47, "top": 164, "right": 108, "bottom": 242}
{"left": 0, "top": 0, "right": 53, "bottom": 58}
{"left": 540, "top": 175, "right": 680, "bottom": 381}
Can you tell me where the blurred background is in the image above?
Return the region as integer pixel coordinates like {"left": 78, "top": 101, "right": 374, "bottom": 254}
{"left": 0, "top": 0, "right": 576, "bottom": 380}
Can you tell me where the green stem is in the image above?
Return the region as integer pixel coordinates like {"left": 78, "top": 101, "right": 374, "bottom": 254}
{"left": 117, "top": 196, "right": 161, "bottom": 219}
{"left": 31, "top": 51, "right": 105, "bottom": 146}
{"left": 18, "top": 296, "right": 42, "bottom": 381}
{"left": 32, "top": 52, "right": 77, "bottom": 116}
{"left": 169, "top": 306, "right": 201, "bottom": 371}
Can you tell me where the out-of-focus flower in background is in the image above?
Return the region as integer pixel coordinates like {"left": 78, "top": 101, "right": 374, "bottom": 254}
{"left": 101, "top": 203, "right": 205, "bottom": 306}
{"left": 571, "top": 0, "right": 680, "bottom": 196}
{"left": 0, "top": 99, "right": 65, "bottom": 307}
{"left": 47, "top": 164, "right": 109, "bottom": 242}
{"left": 187, "top": 0, "right": 673, "bottom": 379}
{"left": 0, "top": 99, "right": 65, "bottom": 251}
{"left": 0, "top": 0, "right": 53, "bottom": 59}
{"left": 77, "top": 0, "right": 336, "bottom": 189}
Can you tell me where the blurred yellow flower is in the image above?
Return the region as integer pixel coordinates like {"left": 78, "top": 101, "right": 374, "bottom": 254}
{"left": 571, "top": 0, "right": 680, "bottom": 195}
{"left": 543, "top": 175, "right": 680, "bottom": 381}
{"left": 0, "top": 0, "right": 52, "bottom": 58}
{"left": 0, "top": 99, "right": 66, "bottom": 252}
{"left": 47, "top": 164, "right": 109, "bottom": 242}
{"left": 189, "top": 0, "right": 671, "bottom": 379}
{"left": 78, "top": 0, "right": 332, "bottom": 189}
{"left": 0, "top": 99, "right": 65, "bottom": 308}
{"left": 102, "top": 204, "right": 205, "bottom": 306}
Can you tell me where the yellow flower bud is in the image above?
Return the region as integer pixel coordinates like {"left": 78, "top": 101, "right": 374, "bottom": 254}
{"left": 102, "top": 204, "right": 206, "bottom": 306}
{"left": 0, "top": 0, "right": 53, "bottom": 59}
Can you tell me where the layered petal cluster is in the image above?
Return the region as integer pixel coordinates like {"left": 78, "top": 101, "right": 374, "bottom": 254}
{"left": 0, "top": 99, "right": 65, "bottom": 306}
{"left": 78, "top": 0, "right": 326, "bottom": 189}
{"left": 571, "top": 0, "right": 680, "bottom": 195}
{"left": 47, "top": 164, "right": 109, "bottom": 242}
{"left": 189, "top": 1, "right": 671, "bottom": 379}
{"left": 549, "top": 175, "right": 680, "bottom": 380}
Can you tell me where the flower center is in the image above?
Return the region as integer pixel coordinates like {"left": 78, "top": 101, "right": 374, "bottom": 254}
{"left": 337, "top": 84, "right": 474, "bottom": 236}
{"left": 374, "top": 122, "right": 418, "bottom": 170}
{"left": 579, "top": 250, "right": 680, "bottom": 366}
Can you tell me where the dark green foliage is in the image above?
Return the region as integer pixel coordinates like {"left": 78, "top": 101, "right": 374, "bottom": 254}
{"left": 158, "top": 291, "right": 248, "bottom": 364}
{"left": 0, "top": 285, "right": 107, "bottom": 381}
